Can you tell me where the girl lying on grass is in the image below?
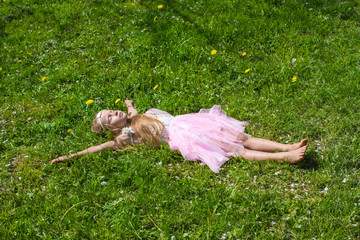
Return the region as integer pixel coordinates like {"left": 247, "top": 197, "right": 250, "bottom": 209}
{"left": 51, "top": 100, "right": 308, "bottom": 173}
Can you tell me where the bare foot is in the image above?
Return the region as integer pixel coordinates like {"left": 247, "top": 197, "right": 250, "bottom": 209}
{"left": 286, "top": 139, "right": 308, "bottom": 151}
{"left": 284, "top": 145, "right": 308, "bottom": 163}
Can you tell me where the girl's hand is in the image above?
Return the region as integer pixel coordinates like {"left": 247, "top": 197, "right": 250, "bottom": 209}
{"left": 125, "top": 99, "right": 134, "bottom": 107}
{"left": 50, "top": 156, "right": 69, "bottom": 164}
{"left": 114, "top": 133, "right": 133, "bottom": 147}
{"left": 124, "top": 99, "right": 139, "bottom": 117}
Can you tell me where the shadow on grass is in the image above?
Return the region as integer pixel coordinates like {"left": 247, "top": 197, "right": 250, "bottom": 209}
{"left": 338, "top": 157, "right": 360, "bottom": 170}
{"left": 296, "top": 150, "right": 319, "bottom": 170}
{"left": 139, "top": 0, "right": 215, "bottom": 44}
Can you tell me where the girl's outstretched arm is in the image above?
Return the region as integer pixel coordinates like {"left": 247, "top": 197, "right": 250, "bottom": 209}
{"left": 50, "top": 133, "right": 138, "bottom": 164}
{"left": 50, "top": 141, "right": 117, "bottom": 164}
{"left": 125, "top": 99, "right": 139, "bottom": 117}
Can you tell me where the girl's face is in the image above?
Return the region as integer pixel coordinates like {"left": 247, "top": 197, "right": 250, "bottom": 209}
{"left": 100, "top": 110, "right": 128, "bottom": 131}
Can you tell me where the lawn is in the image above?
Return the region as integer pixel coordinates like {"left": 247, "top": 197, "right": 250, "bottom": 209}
{"left": 1, "top": 0, "right": 360, "bottom": 239}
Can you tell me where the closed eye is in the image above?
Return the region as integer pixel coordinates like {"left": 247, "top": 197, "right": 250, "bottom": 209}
{"left": 108, "top": 112, "right": 112, "bottom": 124}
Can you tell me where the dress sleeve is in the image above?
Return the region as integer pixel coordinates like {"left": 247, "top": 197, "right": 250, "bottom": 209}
{"left": 145, "top": 108, "right": 173, "bottom": 116}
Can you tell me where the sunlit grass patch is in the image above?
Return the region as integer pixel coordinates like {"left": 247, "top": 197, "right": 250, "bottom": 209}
{"left": 1, "top": 0, "right": 360, "bottom": 239}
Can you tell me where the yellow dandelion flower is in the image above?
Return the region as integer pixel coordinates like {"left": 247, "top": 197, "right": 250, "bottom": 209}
{"left": 242, "top": 52, "right": 247, "bottom": 56}
{"left": 67, "top": 129, "right": 72, "bottom": 133}
{"left": 41, "top": 77, "right": 47, "bottom": 81}
{"left": 31, "top": 65, "right": 34, "bottom": 68}
{"left": 142, "top": 28, "right": 146, "bottom": 31}
{"left": 292, "top": 76, "right": 297, "bottom": 82}
{"left": 115, "top": 98, "right": 121, "bottom": 104}
{"left": 86, "top": 99, "right": 94, "bottom": 104}
{"left": 211, "top": 50, "right": 217, "bottom": 55}
{"left": 74, "top": 60, "right": 78, "bottom": 63}
{"left": 18, "top": 60, "right": 22, "bottom": 63}
{"left": 245, "top": 69, "right": 250, "bottom": 73}
{"left": 154, "top": 16, "right": 158, "bottom": 21}
{"left": 0, "top": 67, "right": 2, "bottom": 71}
{"left": 27, "top": 52, "right": 32, "bottom": 55}
{"left": 153, "top": 84, "right": 159, "bottom": 90}
{"left": 120, "top": 16, "right": 124, "bottom": 19}
{"left": 158, "top": 5, "right": 163, "bottom": 9}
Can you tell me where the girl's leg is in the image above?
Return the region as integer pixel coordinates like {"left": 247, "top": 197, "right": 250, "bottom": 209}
{"left": 240, "top": 146, "right": 307, "bottom": 163}
{"left": 238, "top": 134, "right": 307, "bottom": 152}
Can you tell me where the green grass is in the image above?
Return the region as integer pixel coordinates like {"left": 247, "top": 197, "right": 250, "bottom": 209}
{"left": 1, "top": 0, "right": 360, "bottom": 239}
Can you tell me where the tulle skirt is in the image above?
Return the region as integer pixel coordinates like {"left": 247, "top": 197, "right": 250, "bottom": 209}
{"left": 167, "top": 105, "right": 249, "bottom": 173}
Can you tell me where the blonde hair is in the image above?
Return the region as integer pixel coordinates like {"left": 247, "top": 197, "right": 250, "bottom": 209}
{"left": 91, "top": 112, "right": 106, "bottom": 135}
{"left": 91, "top": 113, "right": 164, "bottom": 146}
{"left": 130, "top": 114, "right": 164, "bottom": 146}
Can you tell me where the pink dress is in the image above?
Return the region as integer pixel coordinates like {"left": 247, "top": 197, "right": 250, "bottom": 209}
{"left": 146, "top": 105, "right": 249, "bottom": 173}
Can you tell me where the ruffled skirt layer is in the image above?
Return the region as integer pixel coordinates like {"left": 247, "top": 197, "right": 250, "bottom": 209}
{"left": 168, "top": 105, "right": 249, "bottom": 173}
